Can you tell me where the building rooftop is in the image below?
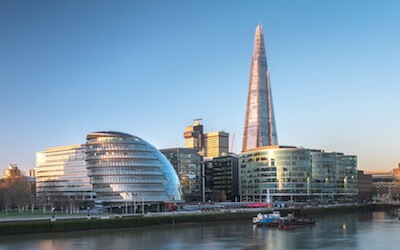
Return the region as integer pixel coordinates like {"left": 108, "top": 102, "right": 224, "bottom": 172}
{"left": 86, "top": 131, "right": 134, "bottom": 140}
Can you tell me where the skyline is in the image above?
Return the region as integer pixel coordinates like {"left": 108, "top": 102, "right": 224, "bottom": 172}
{"left": 1, "top": 1, "right": 400, "bottom": 173}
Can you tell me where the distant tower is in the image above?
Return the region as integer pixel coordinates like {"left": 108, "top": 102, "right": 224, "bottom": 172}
{"left": 184, "top": 119, "right": 204, "bottom": 156}
{"left": 242, "top": 24, "right": 278, "bottom": 152}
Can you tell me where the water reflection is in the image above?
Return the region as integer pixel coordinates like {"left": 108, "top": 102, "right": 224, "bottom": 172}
{"left": 0, "top": 212, "right": 399, "bottom": 250}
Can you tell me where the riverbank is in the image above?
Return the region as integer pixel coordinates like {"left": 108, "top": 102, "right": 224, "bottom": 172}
{"left": 0, "top": 204, "right": 391, "bottom": 235}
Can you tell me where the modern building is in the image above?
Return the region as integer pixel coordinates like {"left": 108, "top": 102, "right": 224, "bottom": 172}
{"left": 86, "top": 131, "right": 182, "bottom": 211}
{"left": 160, "top": 148, "right": 202, "bottom": 202}
{"left": 35, "top": 144, "right": 95, "bottom": 207}
{"left": 365, "top": 169, "right": 400, "bottom": 201}
{"left": 201, "top": 158, "right": 214, "bottom": 202}
{"left": 311, "top": 151, "right": 357, "bottom": 202}
{"left": 211, "top": 153, "right": 239, "bottom": 201}
{"left": 184, "top": 119, "right": 204, "bottom": 155}
{"left": 239, "top": 146, "right": 357, "bottom": 202}
{"left": 184, "top": 119, "right": 230, "bottom": 159}
{"left": 3, "top": 164, "right": 22, "bottom": 179}
{"left": 357, "top": 170, "right": 374, "bottom": 202}
{"left": 204, "top": 131, "right": 229, "bottom": 158}
{"left": 242, "top": 23, "right": 278, "bottom": 152}
{"left": 238, "top": 24, "right": 357, "bottom": 203}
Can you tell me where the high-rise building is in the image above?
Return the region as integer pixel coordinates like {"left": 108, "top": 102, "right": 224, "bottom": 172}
{"left": 242, "top": 24, "right": 278, "bottom": 152}
{"left": 35, "top": 144, "right": 95, "bottom": 206}
{"left": 160, "top": 148, "right": 202, "bottom": 202}
{"left": 184, "top": 119, "right": 230, "bottom": 158}
{"left": 183, "top": 119, "right": 204, "bottom": 155}
{"left": 204, "top": 131, "right": 229, "bottom": 158}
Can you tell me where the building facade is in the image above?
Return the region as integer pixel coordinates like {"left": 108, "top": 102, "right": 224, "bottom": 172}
{"left": 204, "top": 131, "right": 229, "bottom": 158}
{"left": 3, "top": 164, "right": 22, "bottom": 179}
{"left": 160, "top": 148, "right": 202, "bottom": 202}
{"left": 86, "top": 131, "right": 182, "bottom": 210}
{"left": 183, "top": 119, "right": 204, "bottom": 155}
{"left": 242, "top": 24, "right": 278, "bottom": 152}
{"left": 211, "top": 153, "right": 239, "bottom": 201}
{"left": 35, "top": 144, "right": 95, "bottom": 207}
{"left": 357, "top": 170, "right": 374, "bottom": 202}
{"left": 184, "top": 119, "right": 230, "bottom": 159}
{"left": 365, "top": 170, "right": 400, "bottom": 201}
{"left": 239, "top": 146, "right": 357, "bottom": 202}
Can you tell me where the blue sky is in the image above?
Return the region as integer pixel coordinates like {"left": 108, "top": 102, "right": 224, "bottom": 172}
{"left": 0, "top": 0, "right": 399, "bottom": 173}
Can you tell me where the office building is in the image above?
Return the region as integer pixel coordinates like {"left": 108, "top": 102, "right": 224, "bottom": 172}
{"left": 242, "top": 24, "right": 278, "bottom": 152}
{"left": 204, "top": 131, "right": 229, "bottom": 158}
{"left": 35, "top": 144, "right": 95, "bottom": 206}
{"left": 184, "top": 119, "right": 230, "bottom": 159}
{"left": 86, "top": 131, "right": 182, "bottom": 210}
{"left": 184, "top": 119, "right": 204, "bottom": 155}
{"left": 211, "top": 153, "right": 239, "bottom": 201}
{"left": 357, "top": 170, "right": 374, "bottom": 202}
{"left": 160, "top": 148, "right": 202, "bottom": 202}
{"left": 239, "top": 146, "right": 357, "bottom": 202}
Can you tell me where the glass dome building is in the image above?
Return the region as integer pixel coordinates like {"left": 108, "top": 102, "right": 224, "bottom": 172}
{"left": 86, "top": 131, "right": 182, "bottom": 210}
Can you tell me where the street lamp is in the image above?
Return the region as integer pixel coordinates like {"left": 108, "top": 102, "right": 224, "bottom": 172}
{"left": 52, "top": 208, "right": 55, "bottom": 219}
{"left": 87, "top": 207, "right": 90, "bottom": 217}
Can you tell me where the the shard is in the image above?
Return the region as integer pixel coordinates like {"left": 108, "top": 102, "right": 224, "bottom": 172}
{"left": 242, "top": 24, "right": 278, "bottom": 152}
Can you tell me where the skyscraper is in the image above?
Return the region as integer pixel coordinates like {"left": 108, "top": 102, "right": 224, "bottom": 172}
{"left": 242, "top": 24, "right": 278, "bottom": 152}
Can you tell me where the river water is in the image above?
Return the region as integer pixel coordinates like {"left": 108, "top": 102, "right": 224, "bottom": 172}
{"left": 0, "top": 211, "right": 399, "bottom": 250}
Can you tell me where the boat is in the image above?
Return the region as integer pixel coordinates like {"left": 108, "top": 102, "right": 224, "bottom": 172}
{"left": 253, "top": 211, "right": 281, "bottom": 226}
{"left": 277, "top": 219, "right": 317, "bottom": 229}
{"left": 276, "top": 214, "right": 316, "bottom": 229}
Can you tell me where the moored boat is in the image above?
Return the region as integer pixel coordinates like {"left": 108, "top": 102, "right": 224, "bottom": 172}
{"left": 253, "top": 211, "right": 281, "bottom": 226}
{"left": 277, "top": 219, "right": 316, "bottom": 229}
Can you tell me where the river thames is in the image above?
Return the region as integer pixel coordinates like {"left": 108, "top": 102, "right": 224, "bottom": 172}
{"left": 0, "top": 211, "right": 399, "bottom": 250}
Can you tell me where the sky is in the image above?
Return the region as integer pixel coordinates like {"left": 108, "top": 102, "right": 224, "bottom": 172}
{"left": 0, "top": 0, "right": 399, "bottom": 173}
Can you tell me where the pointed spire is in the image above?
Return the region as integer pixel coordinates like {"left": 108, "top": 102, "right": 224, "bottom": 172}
{"left": 242, "top": 24, "right": 278, "bottom": 152}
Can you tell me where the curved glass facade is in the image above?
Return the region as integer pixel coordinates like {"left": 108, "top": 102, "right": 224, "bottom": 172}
{"left": 86, "top": 131, "right": 182, "bottom": 205}
{"left": 240, "top": 146, "right": 311, "bottom": 202}
{"left": 239, "top": 146, "right": 357, "bottom": 202}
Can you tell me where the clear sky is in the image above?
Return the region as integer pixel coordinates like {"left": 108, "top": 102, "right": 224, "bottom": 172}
{"left": 1, "top": 0, "right": 399, "bottom": 173}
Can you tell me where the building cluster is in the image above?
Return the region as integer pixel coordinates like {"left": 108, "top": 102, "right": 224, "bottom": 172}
{"left": 161, "top": 119, "right": 239, "bottom": 203}
{"left": 8, "top": 23, "right": 396, "bottom": 212}
{"left": 360, "top": 163, "right": 400, "bottom": 202}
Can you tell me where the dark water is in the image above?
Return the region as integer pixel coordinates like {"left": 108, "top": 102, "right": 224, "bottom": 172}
{"left": 0, "top": 211, "right": 399, "bottom": 250}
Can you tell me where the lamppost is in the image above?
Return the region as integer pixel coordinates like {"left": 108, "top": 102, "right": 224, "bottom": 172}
{"left": 87, "top": 207, "right": 90, "bottom": 217}
{"left": 52, "top": 208, "right": 55, "bottom": 219}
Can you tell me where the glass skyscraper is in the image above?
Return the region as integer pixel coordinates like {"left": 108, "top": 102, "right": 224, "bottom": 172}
{"left": 242, "top": 24, "right": 278, "bottom": 152}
